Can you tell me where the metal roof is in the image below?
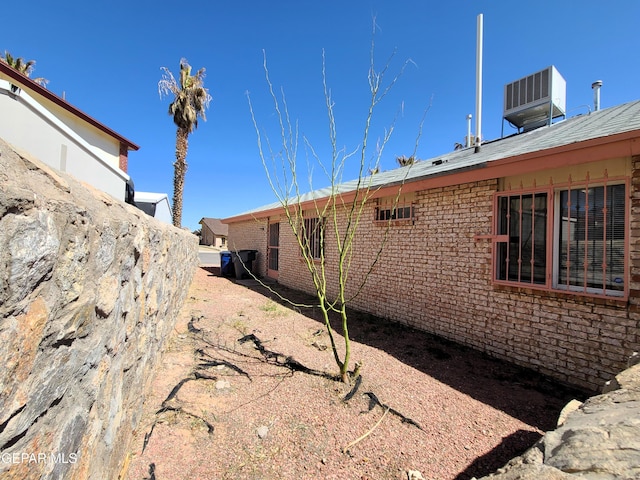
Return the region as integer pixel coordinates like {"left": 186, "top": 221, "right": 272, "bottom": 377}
{"left": 228, "top": 100, "right": 640, "bottom": 219}
{"left": 134, "top": 191, "right": 169, "bottom": 203}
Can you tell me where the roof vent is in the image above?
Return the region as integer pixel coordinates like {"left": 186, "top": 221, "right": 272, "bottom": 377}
{"left": 503, "top": 66, "right": 566, "bottom": 133}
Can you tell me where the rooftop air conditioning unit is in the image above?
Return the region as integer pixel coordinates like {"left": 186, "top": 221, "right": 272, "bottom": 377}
{"left": 503, "top": 66, "right": 566, "bottom": 131}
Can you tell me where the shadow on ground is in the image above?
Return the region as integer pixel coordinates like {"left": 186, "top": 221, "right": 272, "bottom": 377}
{"left": 202, "top": 266, "right": 221, "bottom": 276}
{"left": 202, "top": 267, "right": 590, "bottom": 479}
{"left": 454, "top": 430, "right": 541, "bottom": 480}
{"left": 206, "top": 269, "right": 591, "bottom": 419}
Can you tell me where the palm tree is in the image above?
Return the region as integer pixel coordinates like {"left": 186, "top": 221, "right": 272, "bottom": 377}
{"left": 1, "top": 51, "right": 49, "bottom": 87}
{"left": 158, "top": 58, "right": 211, "bottom": 228}
{"left": 396, "top": 155, "right": 416, "bottom": 167}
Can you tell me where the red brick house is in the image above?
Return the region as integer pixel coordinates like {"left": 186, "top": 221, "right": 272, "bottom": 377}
{"left": 223, "top": 100, "right": 640, "bottom": 392}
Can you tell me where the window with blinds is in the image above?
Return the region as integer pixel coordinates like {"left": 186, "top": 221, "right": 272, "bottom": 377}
{"left": 494, "top": 181, "right": 626, "bottom": 298}
{"left": 557, "top": 184, "right": 625, "bottom": 294}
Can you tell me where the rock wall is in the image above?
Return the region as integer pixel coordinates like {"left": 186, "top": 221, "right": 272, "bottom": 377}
{"left": 0, "top": 139, "right": 198, "bottom": 479}
{"left": 476, "top": 357, "right": 640, "bottom": 480}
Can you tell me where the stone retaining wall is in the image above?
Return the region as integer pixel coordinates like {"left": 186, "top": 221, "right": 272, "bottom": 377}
{"left": 0, "top": 139, "right": 198, "bottom": 479}
{"left": 476, "top": 357, "right": 640, "bottom": 480}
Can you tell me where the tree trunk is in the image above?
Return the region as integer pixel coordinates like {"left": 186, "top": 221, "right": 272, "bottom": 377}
{"left": 172, "top": 128, "right": 189, "bottom": 228}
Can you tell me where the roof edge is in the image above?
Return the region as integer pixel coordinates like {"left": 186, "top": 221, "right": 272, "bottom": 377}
{"left": 0, "top": 62, "right": 139, "bottom": 150}
{"left": 224, "top": 100, "right": 640, "bottom": 224}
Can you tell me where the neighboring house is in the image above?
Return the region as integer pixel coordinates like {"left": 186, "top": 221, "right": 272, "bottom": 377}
{"left": 199, "top": 217, "right": 228, "bottom": 247}
{"left": 0, "top": 61, "right": 138, "bottom": 201}
{"left": 223, "top": 98, "right": 640, "bottom": 392}
{"left": 134, "top": 191, "right": 172, "bottom": 224}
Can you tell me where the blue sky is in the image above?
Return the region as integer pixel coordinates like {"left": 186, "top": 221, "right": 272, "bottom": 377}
{"left": 3, "top": 1, "right": 639, "bottom": 231}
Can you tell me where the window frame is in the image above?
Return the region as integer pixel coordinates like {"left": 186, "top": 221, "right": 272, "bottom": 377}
{"left": 373, "top": 195, "right": 416, "bottom": 226}
{"left": 494, "top": 189, "right": 550, "bottom": 286}
{"left": 492, "top": 176, "right": 629, "bottom": 300}
{"left": 301, "top": 215, "right": 324, "bottom": 261}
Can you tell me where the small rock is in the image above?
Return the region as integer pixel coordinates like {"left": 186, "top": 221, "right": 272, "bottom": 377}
{"left": 256, "top": 425, "right": 269, "bottom": 439}
{"left": 216, "top": 364, "right": 226, "bottom": 370}
{"left": 605, "top": 362, "right": 640, "bottom": 392}
{"left": 215, "top": 380, "right": 230, "bottom": 390}
{"left": 311, "top": 341, "right": 327, "bottom": 351}
{"left": 406, "top": 470, "right": 425, "bottom": 480}
{"left": 557, "top": 399, "right": 583, "bottom": 426}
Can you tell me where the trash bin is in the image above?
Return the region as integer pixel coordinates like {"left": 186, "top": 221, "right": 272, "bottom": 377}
{"left": 220, "top": 251, "right": 233, "bottom": 277}
{"left": 231, "top": 250, "right": 258, "bottom": 279}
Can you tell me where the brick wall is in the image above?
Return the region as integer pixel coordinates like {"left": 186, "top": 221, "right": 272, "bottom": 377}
{"left": 227, "top": 170, "right": 640, "bottom": 392}
{"left": 628, "top": 154, "right": 640, "bottom": 369}
{"left": 119, "top": 143, "right": 128, "bottom": 172}
{"left": 277, "top": 217, "right": 315, "bottom": 292}
{"left": 227, "top": 218, "right": 269, "bottom": 277}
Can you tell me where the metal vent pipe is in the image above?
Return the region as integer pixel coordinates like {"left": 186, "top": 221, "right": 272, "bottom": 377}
{"left": 592, "top": 80, "right": 603, "bottom": 111}
{"left": 475, "top": 14, "right": 483, "bottom": 152}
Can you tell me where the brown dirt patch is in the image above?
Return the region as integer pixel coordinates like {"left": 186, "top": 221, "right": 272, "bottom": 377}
{"left": 125, "top": 267, "right": 586, "bottom": 480}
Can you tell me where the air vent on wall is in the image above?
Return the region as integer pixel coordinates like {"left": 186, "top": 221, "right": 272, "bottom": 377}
{"left": 503, "top": 66, "right": 566, "bottom": 132}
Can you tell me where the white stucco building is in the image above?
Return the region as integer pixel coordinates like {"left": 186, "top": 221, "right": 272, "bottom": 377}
{"left": 0, "top": 61, "right": 138, "bottom": 201}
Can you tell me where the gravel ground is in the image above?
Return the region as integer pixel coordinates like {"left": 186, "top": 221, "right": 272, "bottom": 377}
{"left": 125, "top": 267, "right": 585, "bottom": 480}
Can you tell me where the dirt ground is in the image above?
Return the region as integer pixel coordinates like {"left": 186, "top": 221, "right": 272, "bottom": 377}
{"left": 124, "top": 267, "right": 586, "bottom": 480}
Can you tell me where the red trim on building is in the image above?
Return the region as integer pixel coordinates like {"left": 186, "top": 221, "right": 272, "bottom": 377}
{"left": 223, "top": 135, "right": 640, "bottom": 224}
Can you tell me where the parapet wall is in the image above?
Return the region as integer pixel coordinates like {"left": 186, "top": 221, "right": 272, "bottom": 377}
{"left": 0, "top": 139, "right": 198, "bottom": 479}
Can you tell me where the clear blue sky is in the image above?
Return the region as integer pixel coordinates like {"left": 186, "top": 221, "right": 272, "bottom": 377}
{"left": 3, "top": 1, "right": 639, "bottom": 231}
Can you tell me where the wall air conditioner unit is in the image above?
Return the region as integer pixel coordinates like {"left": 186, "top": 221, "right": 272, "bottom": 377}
{"left": 503, "top": 66, "right": 566, "bottom": 132}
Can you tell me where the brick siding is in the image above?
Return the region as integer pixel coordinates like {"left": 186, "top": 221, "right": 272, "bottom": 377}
{"left": 119, "top": 143, "right": 128, "bottom": 173}
{"left": 228, "top": 165, "right": 640, "bottom": 392}
{"left": 227, "top": 218, "right": 268, "bottom": 277}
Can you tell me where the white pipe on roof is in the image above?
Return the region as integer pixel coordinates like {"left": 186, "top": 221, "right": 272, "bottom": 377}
{"left": 592, "top": 80, "right": 603, "bottom": 112}
{"left": 475, "top": 13, "right": 483, "bottom": 152}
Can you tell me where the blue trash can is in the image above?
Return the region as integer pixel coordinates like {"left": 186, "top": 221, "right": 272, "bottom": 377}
{"left": 220, "top": 251, "right": 233, "bottom": 276}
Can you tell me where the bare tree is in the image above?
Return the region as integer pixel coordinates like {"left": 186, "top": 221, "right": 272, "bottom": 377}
{"left": 246, "top": 29, "right": 427, "bottom": 383}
